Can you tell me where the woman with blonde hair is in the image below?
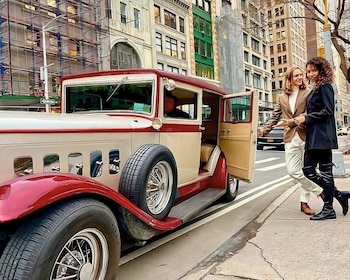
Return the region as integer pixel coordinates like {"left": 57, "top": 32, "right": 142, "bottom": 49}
{"left": 258, "top": 66, "right": 323, "bottom": 215}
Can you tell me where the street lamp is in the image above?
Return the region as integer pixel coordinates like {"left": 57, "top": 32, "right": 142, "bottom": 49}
{"left": 41, "top": 14, "right": 66, "bottom": 113}
{"left": 323, "top": 0, "right": 332, "bottom": 63}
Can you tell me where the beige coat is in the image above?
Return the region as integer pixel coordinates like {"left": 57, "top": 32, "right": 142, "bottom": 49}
{"left": 261, "top": 88, "right": 310, "bottom": 143}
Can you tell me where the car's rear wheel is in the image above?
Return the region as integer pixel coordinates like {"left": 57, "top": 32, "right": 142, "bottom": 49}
{"left": 224, "top": 174, "right": 239, "bottom": 202}
{"left": 0, "top": 199, "right": 120, "bottom": 280}
{"left": 119, "top": 144, "right": 177, "bottom": 220}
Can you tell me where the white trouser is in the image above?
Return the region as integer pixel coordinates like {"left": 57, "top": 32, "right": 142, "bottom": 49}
{"left": 284, "top": 133, "right": 323, "bottom": 203}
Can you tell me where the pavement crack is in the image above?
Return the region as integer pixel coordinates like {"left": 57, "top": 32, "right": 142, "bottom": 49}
{"left": 248, "top": 240, "right": 285, "bottom": 280}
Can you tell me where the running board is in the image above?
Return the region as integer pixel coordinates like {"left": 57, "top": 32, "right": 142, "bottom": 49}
{"left": 168, "top": 188, "right": 225, "bottom": 223}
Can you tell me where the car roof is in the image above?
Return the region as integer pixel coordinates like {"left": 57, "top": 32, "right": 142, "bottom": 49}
{"left": 60, "top": 69, "right": 228, "bottom": 97}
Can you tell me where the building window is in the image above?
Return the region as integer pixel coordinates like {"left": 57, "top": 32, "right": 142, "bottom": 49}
{"left": 244, "top": 51, "right": 249, "bottom": 62}
{"left": 67, "top": 2, "right": 77, "bottom": 23}
{"left": 283, "top": 55, "right": 287, "bottom": 63}
{"left": 134, "top": 8, "right": 140, "bottom": 29}
{"left": 27, "top": 26, "right": 39, "bottom": 46}
{"left": 245, "top": 69, "right": 250, "bottom": 85}
{"left": 49, "top": 34, "right": 58, "bottom": 50}
{"left": 165, "top": 36, "right": 177, "bottom": 57}
{"left": 253, "top": 73, "right": 261, "bottom": 88}
{"left": 271, "top": 57, "right": 275, "bottom": 66}
{"left": 69, "top": 40, "right": 79, "bottom": 57}
{"left": 243, "top": 33, "right": 248, "bottom": 46}
{"left": 252, "top": 55, "right": 260, "bottom": 67}
{"left": 167, "top": 65, "right": 179, "bottom": 73}
{"left": 164, "top": 10, "right": 176, "bottom": 29}
{"left": 282, "top": 43, "right": 286, "bottom": 51}
{"left": 179, "top": 17, "right": 185, "bottom": 33}
{"left": 270, "top": 45, "right": 274, "bottom": 54}
{"left": 47, "top": 0, "right": 56, "bottom": 8}
{"left": 157, "top": 62, "right": 164, "bottom": 70}
{"left": 120, "top": 2, "right": 127, "bottom": 24}
{"left": 195, "top": 62, "right": 214, "bottom": 79}
{"left": 277, "top": 44, "right": 282, "bottom": 52}
{"left": 263, "top": 60, "right": 267, "bottom": 70}
{"left": 155, "top": 32, "right": 162, "bottom": 52}
{"left": 264, "top": 77, "right": 268, "bottom": 90}
{"left": 154, "top": 5, "right": 160, "bottom": 23}
{"left": 180, "top": 42, "right": 186, "bottom": 60}
{"left": 251, "top": 38, "right": 259, "bottom": 52}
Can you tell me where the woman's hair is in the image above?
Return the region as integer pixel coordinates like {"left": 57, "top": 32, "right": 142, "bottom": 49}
{"left": 282, "top": 66, "right": 306, "bottom": 95}
{"left": 306, "top": 56, "right": 334, "bottom": 88}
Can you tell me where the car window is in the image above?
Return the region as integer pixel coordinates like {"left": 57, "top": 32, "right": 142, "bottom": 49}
{"left": 223, "top": 95, "right": 252, "bottom": 122}
{"left": 164, "top": 87, "right": 197, "bottom": 120}
{"left": 65, "top": 81, "right": 153, "bottom": 114}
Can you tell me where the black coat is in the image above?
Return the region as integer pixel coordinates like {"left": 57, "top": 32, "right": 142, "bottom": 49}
{"left": 305, "top": 83, "right": 338, "bottom": 150}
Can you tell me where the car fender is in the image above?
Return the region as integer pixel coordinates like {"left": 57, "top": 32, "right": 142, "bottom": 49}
{"left": 0, "top": 173, "right": 182, "bottom": 230}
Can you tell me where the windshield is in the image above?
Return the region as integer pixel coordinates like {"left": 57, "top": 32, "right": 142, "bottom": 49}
{"left": 65, "top": 81, "right": 153, "bottom": 114}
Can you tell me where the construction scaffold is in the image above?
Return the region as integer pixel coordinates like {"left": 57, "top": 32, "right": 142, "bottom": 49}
{"left": 0, "top": 0, "right": 110, "bottom": 106}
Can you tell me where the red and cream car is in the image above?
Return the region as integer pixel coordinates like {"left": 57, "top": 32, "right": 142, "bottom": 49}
{"left": 0, "top": 69, "right": 258, "bottom": 279}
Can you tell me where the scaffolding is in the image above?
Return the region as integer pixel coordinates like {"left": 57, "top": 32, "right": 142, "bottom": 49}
{"left": 0, "top": 0, "right": 110, "bottom": 99}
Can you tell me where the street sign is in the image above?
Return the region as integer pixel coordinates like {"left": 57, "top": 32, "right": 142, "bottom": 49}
{"left": 40, "top": 98, "right": 57, "bottom": 105}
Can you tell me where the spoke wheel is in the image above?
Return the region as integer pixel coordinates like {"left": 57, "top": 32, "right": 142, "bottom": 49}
{"left": 119, "top": 144, "right": 177, "bottom": 220}
{"left": 51, "top": 228, "right": 108, "bottom": 280}
{"left": 146, "top": 161, "right": 174, "bottom": 215}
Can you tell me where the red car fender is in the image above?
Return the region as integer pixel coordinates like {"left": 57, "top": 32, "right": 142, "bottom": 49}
{"left": 211, "top": 153, "right": 228, "bottom": 189}
{"left": 0, "top": 173, "right": 182, "bottom": 231}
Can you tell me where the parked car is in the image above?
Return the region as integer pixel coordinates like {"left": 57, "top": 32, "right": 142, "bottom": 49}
{"left": 337, "top": 126, "right": 350, "bottom": 136}
{"left": 0, "top": 69, "right": 259, "bottom": 279}
{"left": 257, "top": 126, "right": 285, "bottom": 151}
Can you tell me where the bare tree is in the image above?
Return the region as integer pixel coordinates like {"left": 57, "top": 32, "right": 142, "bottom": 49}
{"left": 261, "top": 0, "right": 350, "bottom": 82}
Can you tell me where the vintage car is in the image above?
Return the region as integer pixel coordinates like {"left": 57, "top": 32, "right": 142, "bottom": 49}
{"left": 0, "top": 69, "right": 258, "bottom": 279}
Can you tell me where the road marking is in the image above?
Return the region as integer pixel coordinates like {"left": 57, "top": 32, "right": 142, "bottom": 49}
{"left": 256, "top": 162, "right": 286, "bottom": 171}
{"left": 255, "top": 157, "right": 279, "bottom": 164}
{"left": 120, "top": 176, "right": 294, "bottom": 265}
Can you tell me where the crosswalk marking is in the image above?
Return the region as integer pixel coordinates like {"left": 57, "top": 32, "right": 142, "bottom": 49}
{"left": 256, "top": 162, "right": 286, "bottom": 171}
{"left": 255, "top": 158, "right": 279, "bottom": 164}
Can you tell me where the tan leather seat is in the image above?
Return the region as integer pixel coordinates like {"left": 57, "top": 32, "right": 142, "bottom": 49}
{"left": 200, "top": 143, "right": 215, "bottom": 164}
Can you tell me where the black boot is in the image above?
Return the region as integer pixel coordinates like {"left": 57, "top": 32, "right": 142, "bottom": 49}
{"left": 334, "top": 191, "right": 350, "bottom": 215}
{"left": 319, "top": 163, "right": 349, "bottom": 216}
{"left": 310, "top": 202, "right": 336, "bottom": 220}
{"left": 304, "top": 164, "right": 349, "bottom": 216}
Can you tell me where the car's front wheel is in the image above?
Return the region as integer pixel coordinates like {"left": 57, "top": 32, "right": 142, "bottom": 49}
{"left": 0, "top": 199, "right": 120, "bottom": 280}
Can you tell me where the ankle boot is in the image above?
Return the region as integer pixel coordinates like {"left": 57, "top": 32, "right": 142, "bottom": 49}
{"left": 310, "top": 202, "right": 336, "bottom": 220}
{"left": 334, "top": 191, "right": 350, "bottom": 216}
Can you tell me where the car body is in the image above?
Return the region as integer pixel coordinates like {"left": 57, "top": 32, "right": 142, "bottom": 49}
{"left": 257, "top": 126, "right": 285, "bottom": 151}
{"left": 337, "top": 126, "right": 350, "bottom": 136}
{"left": 0, "top": 69, "right": 258, "bottom": 279}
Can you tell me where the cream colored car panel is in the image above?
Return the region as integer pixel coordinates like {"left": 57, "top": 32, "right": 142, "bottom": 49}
{"left": 219, "top": 91, "right": 258, "bottom": 182}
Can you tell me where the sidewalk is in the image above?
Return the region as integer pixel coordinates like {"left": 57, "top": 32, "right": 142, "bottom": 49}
{"left": 182, "top": 154, "right": 350, "bottom": 280}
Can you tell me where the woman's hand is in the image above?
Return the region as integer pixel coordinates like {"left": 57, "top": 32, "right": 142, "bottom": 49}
{"left": 294, "top": 115, "right": 306, "bottom": 125}
{"left": 275, "top": 119, "right": 289, "bottom": 127}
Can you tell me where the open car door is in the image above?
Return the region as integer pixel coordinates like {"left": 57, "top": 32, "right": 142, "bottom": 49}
{"left": 219, "top": 91, "right": 258, "bottom": 182}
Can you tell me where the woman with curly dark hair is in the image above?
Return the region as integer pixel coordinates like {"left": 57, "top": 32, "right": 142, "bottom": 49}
{"left": 295, "top": 56, "right": 350, "bottom": 220}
